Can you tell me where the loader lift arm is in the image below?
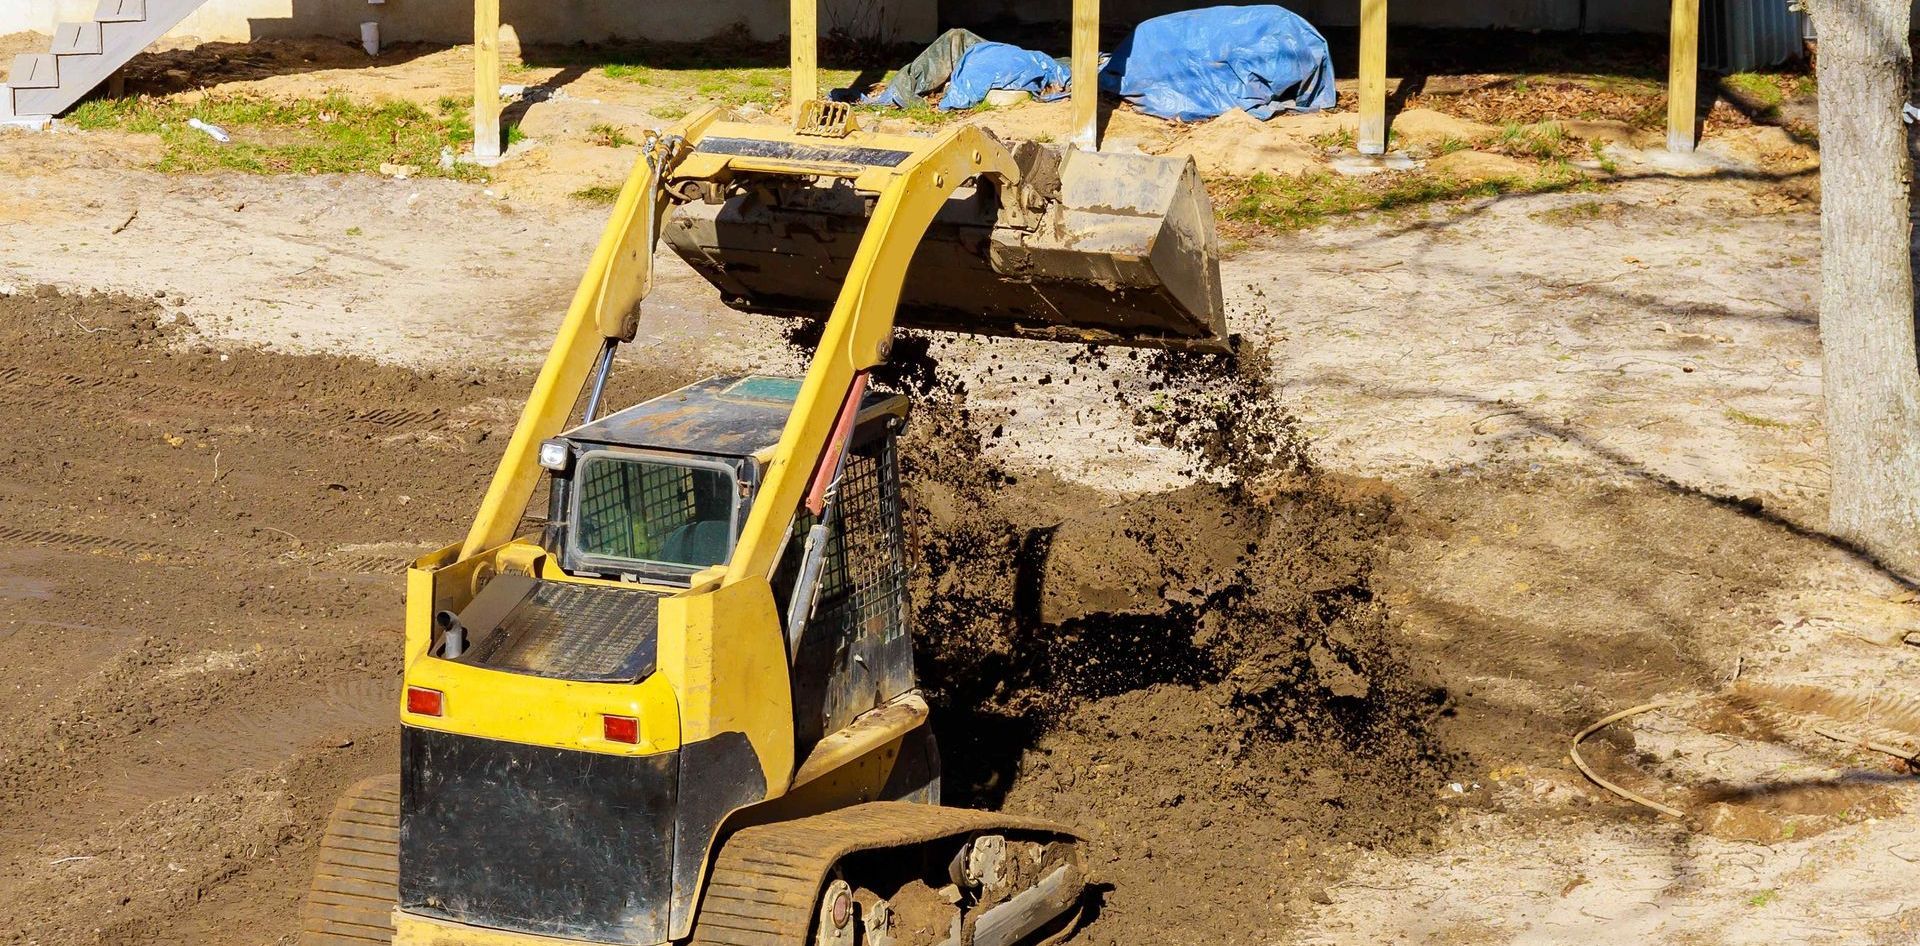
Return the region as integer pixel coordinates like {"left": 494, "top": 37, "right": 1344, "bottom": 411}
{"left": 460, "top": 109, "right": 1022, "bottom": 590}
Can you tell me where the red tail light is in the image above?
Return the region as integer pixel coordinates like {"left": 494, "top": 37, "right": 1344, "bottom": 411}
{"left": 406, "top": 686, "right": 444, "bottom": 716}
{"left": 603, "top": 715, "right": 639, "bottom": 744}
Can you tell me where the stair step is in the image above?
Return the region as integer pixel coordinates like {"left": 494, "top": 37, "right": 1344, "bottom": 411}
{"left": 93, "top": 0, "right": 147, "bottom": 23}
{"left": 8, "top": 54, "right": 58, "bottom": 90}
{"left": 52, "top": 22, "right": 104, "bottom": 56}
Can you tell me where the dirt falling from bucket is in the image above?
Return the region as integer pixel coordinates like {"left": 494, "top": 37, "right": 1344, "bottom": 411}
{"left": 881, "top": 334, "right": 1462, "bottom": 945}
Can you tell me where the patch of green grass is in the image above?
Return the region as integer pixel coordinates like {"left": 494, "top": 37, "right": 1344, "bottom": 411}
{"left": 1433, "top": 136, "right": 1471, "bottom": 156}
{"left": 1748, "top": 889, "right": 1778, "bottom": 908}
{"left": 600, "top": 57, "right": 862, "bottom": 109}
{"left": 1725, "top": 72, "right": 1786, "bottom": 105}
{"left": 651, "top": 104, "right": 690, "bottom": 121}
{"left": 505, "top": 124, "right": 527, "bottom": 146}
{"left": 1535, "top": 199, "right": 1617, "bottom": 225}
{"left": 1311, "top": 127, "right": 1358, "bottom": 151}
{"left": 1490, "top": 121, "right": 1579, "bottom": 161}
{"left": 1217, "top": 163, "right": 1590, "bottom": 233}
{"left": 1726, "top": 408, "right": 1793, "bottom": 430}
{"left": 345, "top": 226, "right": 363, "bottom": 236}
{"left": 66, "top": 92, "right": 484, "bottom": 180}
{"left": 856, "top": 95, "right": 1011, "bottom": 126}
{"left": 587, "top": 122, "right": 633, "bottom": 148}
{"left": 860, "top": 97, "right": 969, "bottom": 125}
{"left": 570, "top": 184, "right": 622, "bottom": 204}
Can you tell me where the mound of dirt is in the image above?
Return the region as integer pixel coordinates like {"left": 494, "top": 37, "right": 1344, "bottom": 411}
{"left": 1160, "top": 109, "right": 1324, "bottom": 178}
{"left": 888, "top": 341, "right": 1459, "bottom": 944}
{"left": 1427, "top": 149, "right": 1540, "bottom": 181}
{"left": 1388, "top": 107, "right": 1499, "bottom": 146}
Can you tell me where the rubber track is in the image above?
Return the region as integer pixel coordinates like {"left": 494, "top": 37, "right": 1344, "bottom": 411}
{"left": 690, "top": 802, "right": 1078, "bottom": 946}
{"left": 299, "top": 774, "right": 401, "bottom": 946}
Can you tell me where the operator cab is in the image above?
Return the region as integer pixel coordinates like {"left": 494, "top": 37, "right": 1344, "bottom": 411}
{"left": 536, "top": 374, "right": 906, "bottom": 586}
{"left": 435, "top": 374, "right": 915, "bottom": 746}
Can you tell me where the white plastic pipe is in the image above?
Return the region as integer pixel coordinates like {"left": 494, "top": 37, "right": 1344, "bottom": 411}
{"left": 361, "top": 21, "right": 381, "bottom": 56}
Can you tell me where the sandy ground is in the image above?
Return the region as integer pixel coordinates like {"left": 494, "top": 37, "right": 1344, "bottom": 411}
{"left": 2, "top": 30, "right": 1916, "bottom": 946}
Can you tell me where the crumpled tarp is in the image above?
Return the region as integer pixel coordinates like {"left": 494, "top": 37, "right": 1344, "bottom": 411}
{"left": 861, "top": 5, "right": 1335, "bottom": 121}
{"left": 859, "top": 28, "right": 983, "bottom": 108}
{"left": 1097, "top": 5, "right": 1337, "bottom": 120}
{"left": 939, "top": 41, "right": 1071, "bottom": 110}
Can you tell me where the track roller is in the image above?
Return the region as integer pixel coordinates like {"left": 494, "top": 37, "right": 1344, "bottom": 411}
{"left": 692, "top": 802, "right": 1084, "bottom": 946}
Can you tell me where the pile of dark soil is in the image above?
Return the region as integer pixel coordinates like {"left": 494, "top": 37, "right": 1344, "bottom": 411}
{"left": 887, "top": 340, "right": 1460, "bottom": 944}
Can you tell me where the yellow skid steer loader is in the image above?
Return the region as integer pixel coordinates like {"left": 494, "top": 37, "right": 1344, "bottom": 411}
{"left": 298, "top": 5, "right": 1222, "bottom": 946}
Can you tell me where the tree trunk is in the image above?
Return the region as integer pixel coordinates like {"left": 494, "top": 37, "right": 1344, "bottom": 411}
{"left": 1810, "top": 0, "right": 1920, "bottom": 576}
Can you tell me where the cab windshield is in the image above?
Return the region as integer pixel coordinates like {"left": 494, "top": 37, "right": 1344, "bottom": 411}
{"left": 571, "top": 453, "right": 738, "bottom": 571}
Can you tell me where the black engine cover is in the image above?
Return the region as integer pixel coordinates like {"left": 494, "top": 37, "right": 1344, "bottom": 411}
{"left": 399, "top": 727, "right": 678, "bottom": 943}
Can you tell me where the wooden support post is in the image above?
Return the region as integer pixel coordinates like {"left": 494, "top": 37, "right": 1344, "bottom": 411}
{"left": 791, "top": 0, "right": 818, "bottom": 112}
{"left": 1070, "top": 0, "right": 1099, "bottom": 150}
{"left": 473, "top": 0, "right": 502, "bottom": 162}
{"left": 1358, "top": 0, "right": 1388, "bottom": 155}
{"left": 1667, "top": 0, "right": 1700, "bottom": 152}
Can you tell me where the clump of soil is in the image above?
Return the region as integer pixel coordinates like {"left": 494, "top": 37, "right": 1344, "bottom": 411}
{"left": 1128, "top": 338, "right": 1313, "bottom": 489}
{"left": 887, "top": 339, "right": 1458, "bottom": 944}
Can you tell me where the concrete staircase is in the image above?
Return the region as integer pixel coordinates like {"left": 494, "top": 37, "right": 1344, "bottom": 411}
{"left": 4, "top": 0, "right": 210, "bottom": 122}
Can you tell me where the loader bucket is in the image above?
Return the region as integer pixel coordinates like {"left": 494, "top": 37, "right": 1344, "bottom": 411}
{"left": 663, "top": 143, "right": 1227, "bottom": 352}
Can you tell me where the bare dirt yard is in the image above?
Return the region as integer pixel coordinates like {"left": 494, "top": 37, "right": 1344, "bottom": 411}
{"left": 2, "top": 26, "right": 1916, "bottom": 946}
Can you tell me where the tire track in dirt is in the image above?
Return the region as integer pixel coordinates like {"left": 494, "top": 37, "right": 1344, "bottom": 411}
{"left": 0, "top": 364, "right": 449, "bottom": 435}
{"left": 0, "top": 525, "right": 411, "bottom": 576}
{"left": 0, "top": 525, "right": 179, "bottom": 560}
{"left": 82, "top": 675, "right": 396, "bottom": 821}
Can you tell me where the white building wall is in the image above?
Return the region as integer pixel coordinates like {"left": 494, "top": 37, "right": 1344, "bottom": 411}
{"left": 0, "top": 0, "right": 1862, "bottom": 46}
{"left": 0, "top": 0, "right": 939, "bottom": 45}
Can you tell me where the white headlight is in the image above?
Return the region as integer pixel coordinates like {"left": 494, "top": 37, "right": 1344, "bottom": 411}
{"left": 538, "top": 439, "right": 570, "bottom": 471}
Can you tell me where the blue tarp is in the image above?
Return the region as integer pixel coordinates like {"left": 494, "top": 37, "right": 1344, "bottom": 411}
{"left": 865, "top": 4, "right": 1336, "bottom": 121}
{"left": 940, "top": 41, "right": 1071, "bottom": 110}
{"left": 859, "top": 28, "right": 984, "bottom": 108}
{"left": 1098, "top": 5, "right": 1336, "bottom": 121}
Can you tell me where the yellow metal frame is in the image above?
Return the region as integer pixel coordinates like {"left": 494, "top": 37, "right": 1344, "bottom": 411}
{"left": 1358, "top": 0, "right": 1388, "bottom": 155}
{"left": 1667, "top": 0, "right": 1700, "bottom": 152}
{"left": 410, "top": 108, "right": 1018, "bottom": 786}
